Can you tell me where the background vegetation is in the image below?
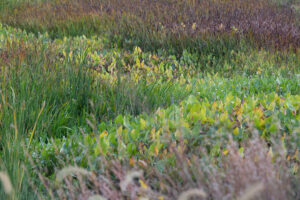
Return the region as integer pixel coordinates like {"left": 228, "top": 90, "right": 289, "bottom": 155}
{"left": 0, "top": 0, "right": 299, "bottom": 199}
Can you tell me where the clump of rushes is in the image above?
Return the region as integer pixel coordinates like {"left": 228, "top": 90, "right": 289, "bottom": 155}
{"left": 1, "top": 0, "right": 299, "bottom": 56}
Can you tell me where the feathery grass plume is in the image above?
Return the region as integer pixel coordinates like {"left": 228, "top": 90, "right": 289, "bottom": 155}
{"left": 56, "top": 166, "right": 90, "bottom": 183}
{"left": 120, "top": 170, "right": 143, "bottom": 192}
{"left": 0, "top": 172, "right": 13, "bottom": 194}
{"left": 138, "top": 197, "right": 149, "bottom": 200}
{"left": 178, "top": 189, "right": 207, "bottom": 200}
{"left": 237, "top": 182, "right": 265, "bottom": 200}
{"left": 88, "top": 195, "right": 107, "bottom": 200}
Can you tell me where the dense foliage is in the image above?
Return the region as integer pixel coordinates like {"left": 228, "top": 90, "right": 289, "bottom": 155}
{"left": 0, "top": 0, "right": 299, "bottom": 200}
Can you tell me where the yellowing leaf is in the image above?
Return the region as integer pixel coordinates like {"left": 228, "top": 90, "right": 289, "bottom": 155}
{"left": 117, "top": 126, "right": 123, "bottom": 136}
{"left": 154, "top": 146, "right": 159, "bottom": 156}
{"left": 192, "top": 23, "right": 196, "bottom": 30}
{"left": 151, "top": 128, "right": 156, "bottom": 140}
{"left": 220, "top": 111, "right": 228, "bottom": 122}
{"left": 185, "top": 83, "right": 192, "bottom": 91}
{"left": 200, "top": 107, "right": 207, "bottom": 122}
{"left": 152, "top": 54, "right": 159, "bottom": 61}
{"left": 223, "top": 149, "right": 229, "bottom": 156}
{"left": 69, "top": 51, "right": 73, "bottom": 59}
{"left": 232, "top": 26, "right": 238, "bottom": 32}
{"left": 139, "top": 180, "right": 148, "bottom": 189}
{"left": 100, "top": 130, "right": 108, "bottom": 138}
{"left": 293, "top": 150, "right": 298, "bottom": 160}
{"left": 181, "top": 121, "right": 190, "bottom": 128}
{"left": 62, "top": 50, "right": 66, "bottom": 58}
{"left": 257, "top": 67, "right": 262, "bottom": 75}
{"left": 129, "top": 157, "right": 135, "bottom": 166}
{"left": 135, "top": 46, "right": 142, "bottom": 54}
{"left": 136, "top": 58, "right": 141, "bottom": 67}
{"left": 293, "top": 164, "right": 298, "bottom": 174}
{"left": 140, "top": 119, "right": 146, "bottom": 129}
{"left": 233, "top": 127, "right": 239, "bottom": 135}
{"left": 239, "top": 147, "right": 244, "bottom": 157}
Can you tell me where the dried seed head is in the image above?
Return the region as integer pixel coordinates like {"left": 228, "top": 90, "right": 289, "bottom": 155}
{"left": 178, "top": 188, "right": 207, "bottom": 200}
{"left": 237, "top": 182, "right": 265, "bottom": 200}
{"left": 0, "top": 172, "right": 13, "bottom": 194}
{"left": 88, "top": 195, "right": 107, "bottom": 200}
{"left": 120, "top": 170, "right": 143, "bottom": 192}
{"left": 56, "top": 166, "right": 90, "bottom": 182}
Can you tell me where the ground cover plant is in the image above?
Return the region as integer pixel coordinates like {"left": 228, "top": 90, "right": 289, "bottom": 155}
{"left": 0, "top": 0, "right": 299, "bottom": 200}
